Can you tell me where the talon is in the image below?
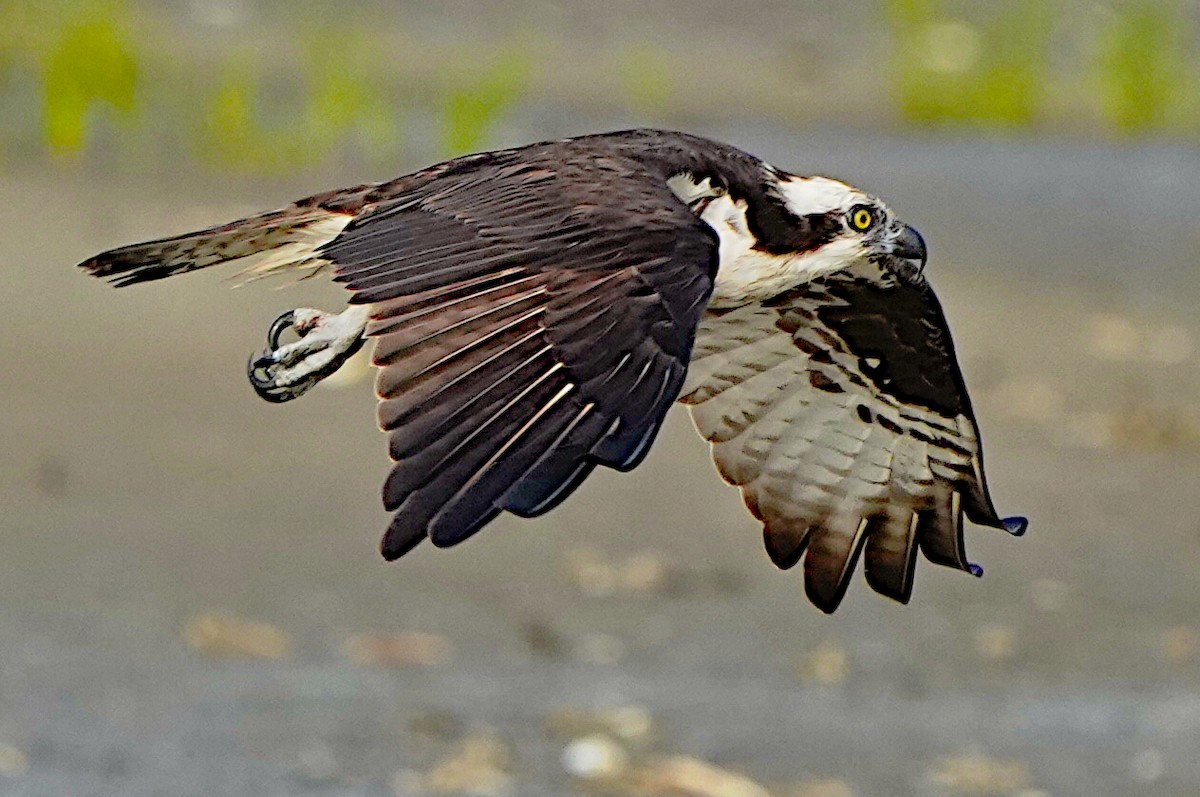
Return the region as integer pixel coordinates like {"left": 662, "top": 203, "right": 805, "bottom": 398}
{"left": 267, "top": 310, "right": 297, "bottom": 350}
{"left": 1001, "top": 516, "right": 1029, "bottom": 536}
{"left": 247, "top": 351, "right": 312, "bottom": 403}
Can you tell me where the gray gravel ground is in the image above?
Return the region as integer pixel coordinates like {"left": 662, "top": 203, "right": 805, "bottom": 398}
{"left": 2, "top": 127, "right": 1200, "bottom": 796}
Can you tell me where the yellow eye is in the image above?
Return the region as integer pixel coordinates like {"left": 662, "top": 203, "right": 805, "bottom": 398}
{"left": 849, "top": 206, "right": 875, "bottom": 232}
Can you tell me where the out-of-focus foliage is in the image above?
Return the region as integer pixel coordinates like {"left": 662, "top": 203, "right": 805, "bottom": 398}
{"left": 886, "top": 0, "right": 1200, "bottom": 134}
{"left": 1095, "top": 2, "right": 1193, "bottom": 134}
{"left": 886, "top": 0, "right": 1052, "bottom": 128}
{"left": 42, "top": 18, "right": 137, "bottom": 153}
{"left": 441, "top": 48, "right": 531, "bottom": 157}
{"left": 620, "top": 44, "right": 673, "bottom": 115}
{"left": 303, "top": 32, "right": 400, "bottom": 161}
{"left": 0, "top": 5, "right": 17, "bottom": 84}
{"left": 1, "top": 0, "right": 1199, "bottom": 174}
{"left": 0, "top": 1, "right": 134, "bottom": 162}
{"left": 198, "top": 32, "right": 400, "bottom": 172}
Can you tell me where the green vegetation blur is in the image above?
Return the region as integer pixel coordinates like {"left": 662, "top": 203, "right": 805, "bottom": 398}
{"left": 886, "top": 0, "right": 1197, "bottom": 133}
{"left": 0, "top": 0, "right": 1195, "bottom": 174}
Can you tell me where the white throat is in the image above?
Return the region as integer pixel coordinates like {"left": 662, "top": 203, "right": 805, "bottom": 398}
{"left": 667, "top": 172, "right": 874, "bottom": 307}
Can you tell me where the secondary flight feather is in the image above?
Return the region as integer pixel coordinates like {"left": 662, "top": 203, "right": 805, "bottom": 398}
{"left": 79, "top": 129, "right": 1025, "bottom": 613}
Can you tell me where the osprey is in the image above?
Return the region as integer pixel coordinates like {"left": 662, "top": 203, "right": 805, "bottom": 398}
{"left": 79, "top": 129, "right": 1025, "bottom": 613}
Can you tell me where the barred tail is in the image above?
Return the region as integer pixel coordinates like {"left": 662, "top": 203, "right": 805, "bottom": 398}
{"left": 78, "top": 204, "right": 357, "bottom": 288}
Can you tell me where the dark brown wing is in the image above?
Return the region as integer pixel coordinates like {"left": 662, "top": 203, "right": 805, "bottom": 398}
{"left": 318, "top": 152, "right": 719, "bottom": 559}
{"left": 681, "top": 271, "right": 1022, "bottom": 613}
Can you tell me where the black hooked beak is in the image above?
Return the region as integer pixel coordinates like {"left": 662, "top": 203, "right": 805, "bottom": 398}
{"left": 890, "top": 224, "right": 928, "bottom": 271}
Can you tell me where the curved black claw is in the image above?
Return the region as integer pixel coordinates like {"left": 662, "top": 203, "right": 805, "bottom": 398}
{"left": 267, "top": 310, "right": 298, "bottom": 350}
{"left": 247, "top": 352, "right": 313, "bottom": 403}
{"left": 248, "top": 310, "right": 314, "bottom": 404}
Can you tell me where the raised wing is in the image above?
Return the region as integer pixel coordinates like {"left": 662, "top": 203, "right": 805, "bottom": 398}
{"left": 319, "top": 152, "right": 719, "bottom": 559}
{"left": 680, "top": 272, "right": 1021, "bottom": 613}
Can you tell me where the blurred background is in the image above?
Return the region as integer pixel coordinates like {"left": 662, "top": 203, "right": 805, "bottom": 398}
{"left": 2, "top": 1, "right": 1200, "bottom": 795}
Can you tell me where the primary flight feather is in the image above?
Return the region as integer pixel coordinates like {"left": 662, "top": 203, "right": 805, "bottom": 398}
{"left": 79, "top": 129, "right": 1025, "bottom": 613}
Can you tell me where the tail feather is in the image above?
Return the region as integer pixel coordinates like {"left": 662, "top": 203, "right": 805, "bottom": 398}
{"left": 78, "top": 205, "right": 356, "bottom": 287}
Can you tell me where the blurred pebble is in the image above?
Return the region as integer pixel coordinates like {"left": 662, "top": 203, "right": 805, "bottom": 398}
{"left": 1087, "top": 315, "right": 1139, "bottom": 361}
{"left": 0, "top": 744, "right": 29, "bottom": 777}
{"left": 1066, "top": 403, "right": 1200, "bottom": 452}
{"left": 1161, "top": 627, "right": 1198, "bottom": 663}
{"left": 564, "top": 548, "right": 667, "bottom": 597}
{"left": 561, "top": 734, "right": 628, "bottom": 780}
{"left": 424, "top": 733, "right": 513, "bottom": 797}
{"left": 546, "top": 705, "right": 654, "bottom": 743}
{"left": 974, "top": 624, "right": 1017, "bottom": 661}
{"left": 564, "top": 548, "right": 748, "bottom": 599}
{"left": 1131, "top": 749, "right": 1165, "bottom": 783}
{"left": 576, "top": 633, "right": 625, "bottom": 665}
{"left": 787, "top": 777, "right": 855, "bottom": 797}
{"left": 522, "top": 620, "right": 570, "bottom": 658}
{"left": 343, "top": 631, "right": 451, "bottom": 669}
{"left": 1109, "top": 402, "right": 1200, "bottom": 451}
{"left": 184, "top": 612, "right": 292, "bottom": 660}
{"left": 606, "top": 705, "right": 654, "bottom": 740}
{"left": 798, "top": 641, "right": 849, "bottom": 686}
{"left": 622, "top": 553, "right": 667, "bottom": 592}
{"left": 1082, "top": 314, "right": 1195, "bottom": 365}
{"left": 927, "top": 754, "right": 1030, "bottom": 794}
{"left": 566, "top": 548, "right": 619, "bottom": 597}
{"left": 635, "top": 755, "right": 770, "bottom": 797}
{"left": 1029, "top": 579, "right": 1068, "bottom": 613}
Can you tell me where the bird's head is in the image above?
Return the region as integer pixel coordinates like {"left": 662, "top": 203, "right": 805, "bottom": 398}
{"left": 773, "top": 174, "right": 928, "bottom": 283}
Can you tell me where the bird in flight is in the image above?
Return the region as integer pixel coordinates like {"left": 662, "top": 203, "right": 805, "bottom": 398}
{"left": 79, "top": 129, "right": 1024, "bottom": 613}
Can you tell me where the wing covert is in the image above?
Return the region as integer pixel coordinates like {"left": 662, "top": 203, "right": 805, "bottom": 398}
{"left": 318, "top": 151, "right": 719, "bottom": 558}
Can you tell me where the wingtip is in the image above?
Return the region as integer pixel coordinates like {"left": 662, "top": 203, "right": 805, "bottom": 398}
{"left": 76, "top": 252, "right": 160, "bottom": 287}
{"left": 805, "top": 586, "right": 843, "bottom": 615}
{"left": 763, "top": 524, "right": 808, "bottom": 570}
{"left": 77, "top": 254, "right": 116, "bottom": 281}
{"left": 379, "top": 518, "right": 428, "bottom": 561}
{"left": 802, "top": 522, "right": 869, "bottom": 615}
{"left": 803, "top": 556, "right": 852, "bottom": 614}
{"left": 867, "top": 578, "right": 913, "bottom": 606}
{"left": 864, "top": 569, "right": 915, "bottom": 605}
{"left": 1001, "top": 516, "right": 1029, "bottom": 537}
